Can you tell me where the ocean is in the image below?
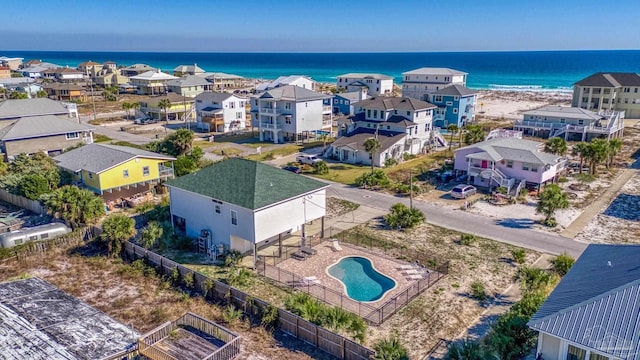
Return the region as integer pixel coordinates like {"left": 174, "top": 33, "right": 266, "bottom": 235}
{"left": 3, "top": 50, "right": 640, "bottom": 92}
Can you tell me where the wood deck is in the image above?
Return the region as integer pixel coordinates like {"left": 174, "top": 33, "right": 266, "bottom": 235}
{"left": 152, "top": 327, "right": 223, "bottom": 360}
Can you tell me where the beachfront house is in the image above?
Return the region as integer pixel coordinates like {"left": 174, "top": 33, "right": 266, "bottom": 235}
{"left": 0, "top": 56, "right": 23, "bottom": 70}
{"left": 328, "top": 96, "right": 443, "bottom": 166}
{"left": 53, "top": 143, "right": 175, "bottom": 202}
{"left": 51, "top": 67, "right": 85, "bottom": 83}
{"left": 333, "top": 89, "right": 370, "bottom": 116}
{"left": 0, "top": 78, "right": 43, "bottom": 98}
{"left": 139, "top": 93, "right": 195, "bottom": 122}
{"left": 43, "top": 83, "right": 87, "bottom": 102}
{"left": 256, "top": 75, "right": 316, "bottom": 91}
{"left": 122, "top": 64, "right": 156, "bottom": 77}
{"left": 77, "top": 61, "right": 103, "bottom": 77}
{"left": 20, "top": 63, "right": 62, "bottom": 78}
{"left": 0, "top": 98, "right": 79, "bottom": 124}
{"left": 129, "top": 70, "right": 178, "bottom": 95}
{"left": 514, "top": 105, "right": 625, "bottom": 141}
{"left": 528, "top": 244, "right": 640, "bottom": 360}
{"left": 402, "top": 67, "right": 467, "bottom": 101}
{"left": 428, "top": 84, "right": 477, "bottom": 128}
{"left": 195, "top": 92, "right": 247, "bottom": 132}
{"left": 0, "top": 115, "right": 93, "bottom": 160}
{"left": 453, "top": 137, "right": 566, "bottom": 194}
{"left": 197, "top": 72, "right": 248, "bottom": 91}
{"left": 165, "top": 158, "right": 329, "bottom": 263}
{"left": 167, "top": 75, "right": 212, "bottom": 97}
{"left": 336, "top": 73, "right": 394, "bottom": 96}
{"left": 173, "top": 64, "right": 205, "bottom": 77}
{"left": 572, "top": 72, "right": 640, "bottom": 118}
{"left": 250, "top": 85, "right": 332, "bottom": 143}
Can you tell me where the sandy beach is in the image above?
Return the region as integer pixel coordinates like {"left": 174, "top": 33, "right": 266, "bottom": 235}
{"left": 475, "top": 90, "right": 572, "bottom": 120}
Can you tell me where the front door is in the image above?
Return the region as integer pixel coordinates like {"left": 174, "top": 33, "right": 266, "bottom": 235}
{"left": 481, "top": 160, "right": 488, "bottom": 169}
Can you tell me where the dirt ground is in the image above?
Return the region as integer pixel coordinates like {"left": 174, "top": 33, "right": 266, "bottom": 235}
{"left": 337, "top": 220, "right": 540, "bottom": 359}
{"left": 0, "top": 245, "right": 332, "bottom": 360}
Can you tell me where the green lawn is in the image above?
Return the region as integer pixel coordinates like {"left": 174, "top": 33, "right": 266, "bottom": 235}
{"left": 309, "top": 163, "right": 370, "bottom": 185}
{"left": 93, "top": 134, "right": 112, "bottom": 143}
{"left": 211, "top": 147, "right": 243, "bottom": 156}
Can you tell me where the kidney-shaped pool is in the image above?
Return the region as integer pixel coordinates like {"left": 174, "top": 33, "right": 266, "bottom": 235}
{"left": 327, "top": 256, "right": 396, "bottom": 302}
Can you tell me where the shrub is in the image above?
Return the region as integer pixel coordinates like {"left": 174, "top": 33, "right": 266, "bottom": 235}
{"left": 558, "top": 176, "right": 568, "bottom": 183}
{"left": 312, "top": 160, "right": 329, "bottom": 174}
{"left": 495, "top": 186, "right": 508, "bottom": 195}
{"left": 394, "top": 182, "right": 420, "bottom": 195}
{"left": 459, "top": 233, "right": 477, "bottom": 246}
{"left": 263, "top": 152, "right": 275, "bottom": 160}
{"left": 372, "top": 335, "right": 409, "bottom": 360}
{"left": 515, "top": 267, "right": 553, "bottom": 294}
{"left": 511, "top": 249, "right": 526, "bottom": 264}
{"left": 227, "top": 267, "right": 253, "bottom": 287}
{"left": 543, "top": 217, "right": 558, "bottom": 227}
{"left": 222, "top": 305, "right": 243, "bottom": 325}
{"left": 102, "top": 214, "right": 136, "bottom": 257}
{"left": 551, "top": 253, "right": 575, "bottom": 277}
{"left": 470, "top": 281, "right": 487, "bottom": 300}
{"left": 384, "top": 158, "right": 398, "bottom": 167}
{"left": 140, "top": 222, "right": 163, "bottom": 249}
{"left": 354, "top": 169, "right": 390, "bottom": 187}
{"left": 445, "top": 339, "right": 491, "bottom": 360}
{"left": 403, "top": 153, "right": 417, "bottom": 161}
{"left": 183, "top": 271, "right": 195, "bottom": 289}
{"left": 18, "top": 174, "right": 50, "bottom": 200}
{"left": 384, "top": 203, "right": 425, "bottom": 229}
{"left": 261, "top": 304, "right": 279, "bottom": 330}
{"left": 224, "top": 250, "right": 244, "bottom": 267}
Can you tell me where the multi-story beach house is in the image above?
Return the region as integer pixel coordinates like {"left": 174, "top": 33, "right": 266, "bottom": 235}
{"left": 195, "top": 92, "right": 247, "bottom": 132}
{"left": 0, "top": 56, "right": 23, "bottom": 70}
{"left": 50, "top": 67, "right": 85, "bottom": 83}
{"left": 129, "top": 70, "right": 178, "bottom": 95}
{"left": 572, "top": 72, "right": 640, "bottom": 118}
{"left": 43, "top": 83, "right": 87, "bottom": 102}
{"left": 173, "top": 64, "right": 205, "bottom": 77}
{"left": 197, "top": 72, "right": 248, "bottom": 92}
{"left": 256, "top": 75, "right": 316, "bottom": 92}
{"left": 250, "top": 85, "right": 332, "bottom": 143}
{"left": 336, "top": 73, "right": 394, "bottom": 96}
{"left": 167, "top": 75, "right": 212, "bottom": 98}
{"left": 77, "top": 61, "right": 103, "bottom": 77}
{"left": 402, "top": 67, "right": 467, "bottom": 101}
{"left": 514, "top": 105, "right": 624, "bottom": 141}
{"left": 454, "top": 136, "right": 566, "bottom": 194}
{"left": 121, "top": 64, "right": 156, "bottom": 77}
{"left": 429, "top": 84, "right": 477, "bottom": 128}
{"left": 139, "top": 93, "right": 195, "bottom": 122}
{"left": 0, "top": 66, "right": 11, "bottom": 79}
{"left": 333, "top": 89, "right": 370, "bottom": 116}
{"left": 328, "top": 97, "right": 443, "bottom": 166}
{"left": 20, "top": 62, "right": 62, "bottom": 78}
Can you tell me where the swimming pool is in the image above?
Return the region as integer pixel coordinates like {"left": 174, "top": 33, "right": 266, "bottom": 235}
{"left": 327, "top": 256, "right": 396, "bottom": 302}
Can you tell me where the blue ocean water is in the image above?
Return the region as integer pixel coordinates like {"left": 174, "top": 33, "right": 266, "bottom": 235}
{"left": 3, "top": 50, "right": 640, "bottom": 91}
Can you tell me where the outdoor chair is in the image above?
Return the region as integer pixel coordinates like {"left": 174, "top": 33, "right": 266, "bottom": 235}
{"left": 300, "top": 246, "right": 317, "bottom": 256}
{"left": 331, "top": 239, "right": 342, "bottom": 251}
{"left": 302, "top": 276, "right": 321, "bottom": 285}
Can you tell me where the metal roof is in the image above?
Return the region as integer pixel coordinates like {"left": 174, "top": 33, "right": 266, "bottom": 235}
{"left": 257, "top": 85, "right": 331, "bottom": 102}
{"left": 0, "top": 115, "right": 91, "bottom": 141}
{"left": 529, "top": 244, "right": 640, "bottom": 360}
{"left": 355, "top": 96, "right": 436, "bottom": 111}
{"left": 337, "top": 73, "right": 394, "bottom": 80}
{"left": 129, "top": 70, "right": 178, "bottom": 81}
{"left": 331, "top": 128, "right": 406, "bottom": 154}
{"left": 456, "top": 137, "right": 561, "bottom": 165}
{"left": 523, "top": 106, "right": 604, "bottom": 120}
{"left": 0, "top": 98, "right": 70, "bottom": 120}
{"left": 167, "top": 75, "right": 211, "bottom": 87}
{"left": 402, "top": 67, "right": 467, "bottom": 76}
{"left": 432, "top": 84, "right": 478, "bottom": 96}
{"left": 54, "top": 143, "right": 175, "bottom": 174}
{"left": 256, "top": 75, "right": 315, "bottom": 91}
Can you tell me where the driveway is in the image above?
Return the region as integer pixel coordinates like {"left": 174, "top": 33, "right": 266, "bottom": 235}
{"left": 326, "top": 182, "right": 588, "bottom": 257}
{"left": 80, "top": 114, "right": 154, "bottom": 145}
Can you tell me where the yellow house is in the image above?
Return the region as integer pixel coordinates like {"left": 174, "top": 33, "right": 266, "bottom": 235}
{"left": 53, "top": 143, "right": 176, "bottom": 202}
{"left": 139, "top": 92, "right": 195, "bottom": 121}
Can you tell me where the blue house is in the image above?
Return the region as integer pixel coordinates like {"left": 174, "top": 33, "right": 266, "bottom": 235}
{"left": 429, "top": 84, "right": 477, "bottom": 128}
{"left": 332, "top": 89, "right": 370, "bottom": 115}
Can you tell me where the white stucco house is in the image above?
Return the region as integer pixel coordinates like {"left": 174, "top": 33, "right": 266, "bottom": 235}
{"left": 256, "top": 75, "right": 316, "bottom": 91}
{"left": 402, "top": 67, "right": 467, "bottom": 101}
{"left": 328, "top": 96, "right": 444, "bottom": 167}
{"left": 250, "top": 85, "right": 333, "bottom": 143}
{"left": 165, "top": 158, "right": 329, "bottom": 265}
{"left": 195, "top": 92, "right": 247, "bottom": 132}
{"left": 529, "top": 244, "right": 640, "bottom": 360}
{"left": 336, "top": 73, "right": 394, "bottom": 96}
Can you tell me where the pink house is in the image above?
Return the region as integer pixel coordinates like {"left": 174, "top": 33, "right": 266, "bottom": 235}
{"left": 454, "top": 137, "right": 566, "bottom": 194}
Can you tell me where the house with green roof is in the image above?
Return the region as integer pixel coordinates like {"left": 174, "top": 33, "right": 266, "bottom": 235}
{"left": 165, "top": 158, "right": 329, "bottom": 263}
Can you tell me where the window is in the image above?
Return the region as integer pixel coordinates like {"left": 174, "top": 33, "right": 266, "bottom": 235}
{"left": 453, "top": 108, "right": 458, "bottom": 114}
{"left": 425, "top": 123, "right": 430, "bottom": 132}
{"left": 404, "top": 76, "right": 409, "bottom": 81}
{"left": 236, "top": 112, "right": 242, "bottom": 119}
{"left": 30, "top": 235, "right": 37, "bottom": 241}
{"left": 231, "top": 210, "right": 238, "bottom": 225}
{"left": 578, "top": 119, "right": 584, "bottom": 125}
{"left": 66, "top": 132, "right": 80, "bottom": 140}
{"left": 229, "top": 102, "right": 235, "bottom": 108}
{"left": 142, "top": 166, "right": 150, "bottom": 176}
{"left": 531, "top": 165, "right": 538, "bottom": 172}
{"left": 454, "top": 96, "right": 459, "bottom": 101}
{"left": 373, "top": 110, "right": 377, "bottom": 118}
{"left": 285, "top": 117, "right": 292, "bottom": 124}
{"left": 506, "top": 160, "right": 513, "bottom": 168}
{"left": 522, "top": 163, "right": 529, "bottom": 171}
{"left": 88, "top": 172, "right": 93, "bottom": 179}
{"left": 446, "top": 101, "right": 453, "bottom": 106}
{"left": 215, "top": 204, "right": 221, "bottom": 214}
{"left": 582, "top": 97, "right": 588, "bottom": 102}
{"left": 15, "top": 239, "right": 23, "bottom": 245}
{"left": 567, "top": 345, "right": 586, "bottom": 360}
{"left": 406, "top": 111, "right": 410, "bottom": 116}
{"left": 589, "top": 353, "right": 608, "bottom": 360}
{"left": 40, "top": 233, "right": 49, "bottom": 239}
{"left": 367, "top": 109, "right": 371, "bottom": 118}
{"left": 434, "top": 95, "right": 443, "bottom": 102}
{"left": 387, "top": 125, "right": 390, "bottom": 129}
{"left": 123, "top": 169, "right": 129, "bottom": 178}
{"left": 284, "top": 102, "right": 291, "bottom": 110}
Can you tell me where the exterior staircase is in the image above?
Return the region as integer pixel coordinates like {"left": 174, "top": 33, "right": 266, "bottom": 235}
{"left": 432, "top": 128, "right": 448, "bottom": 148}
{"left": 181, "top": 104, "right": 196, "bottom": 122}
{"left": 479, "top": 167, "right": 516, "bottom": 192}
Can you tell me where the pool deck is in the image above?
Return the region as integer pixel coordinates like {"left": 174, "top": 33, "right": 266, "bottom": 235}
{"left": 277, "top": 241, "right": 420, "bottom": 306}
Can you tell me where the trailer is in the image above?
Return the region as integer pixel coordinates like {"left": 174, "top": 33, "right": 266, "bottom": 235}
{"left": 0, "top": 223, "right": 71, "bottom": 249}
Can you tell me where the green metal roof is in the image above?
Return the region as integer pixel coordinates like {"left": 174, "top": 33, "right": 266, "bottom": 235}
{"left": 165, "top": 158, "right": 329, "bottom": 210}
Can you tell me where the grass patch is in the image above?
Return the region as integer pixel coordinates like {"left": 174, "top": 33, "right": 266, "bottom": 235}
{"left": 310, "top": 163, "right": 370, "bottom": 185}
{"left": 211, "top": 147, "right": 243, "bottom": 156}
{"left": 93, "top": 134, "right": 112, "bottom": 143}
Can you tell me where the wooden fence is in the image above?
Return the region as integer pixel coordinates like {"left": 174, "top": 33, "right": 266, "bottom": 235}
{"left": 0, "top": 188, "right": 46, "bottom": 214}
{"left": 124, "top": 242, "right": 375, "bottom": 360}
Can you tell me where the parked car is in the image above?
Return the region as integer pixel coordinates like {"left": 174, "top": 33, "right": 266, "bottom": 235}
{"left": 296, "top": 154, "right": 322, "bottom": 165}
{"left": 450, "top": 184, "right": 477, "bottom": 199}
{"left": 282, "top": 165, "right": 301, "bottom": 174}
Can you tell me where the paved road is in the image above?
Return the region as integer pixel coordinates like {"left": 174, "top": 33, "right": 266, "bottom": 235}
{"left": 80, "top": 113, "right": 155, "bottom": 145}
{"left": 326, "top": 182, "right": 588, "bottom": 257}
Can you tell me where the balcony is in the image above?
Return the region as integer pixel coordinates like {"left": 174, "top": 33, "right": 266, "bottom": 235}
{"left": 260, "top": 122, "right": 281, "bottom": 130}
{"left": 159, "top": 165, "right": 174, "bottom": 178}
{"left": 322, "top": 105, "right": 332, "bottom": 113}
{"left": 259, "top": 107, "right": 282, "bottom": 115}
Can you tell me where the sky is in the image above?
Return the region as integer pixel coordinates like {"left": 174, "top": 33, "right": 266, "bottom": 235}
{"left": 1, "top": 0, "right": 639, "bottom": 52}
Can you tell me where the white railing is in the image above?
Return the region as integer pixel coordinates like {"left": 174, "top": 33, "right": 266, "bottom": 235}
{"left": 259, "top": 107, "right": 281, "bottom": 115}
{"left": 322, "top": 105, "right": 332, "bottom": 113}
{"left": 486, "top": 128, "right": 523, "bottom": 140}
{"left": 260, "top": 122, "right": 280, "bottom": 130}
{"left": 514, "top": 120, "right": 554, "bottom": 129}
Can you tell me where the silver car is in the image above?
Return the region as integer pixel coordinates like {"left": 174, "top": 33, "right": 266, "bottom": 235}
{"left": 450, "top": 184, "right": 477, "bottom": 199}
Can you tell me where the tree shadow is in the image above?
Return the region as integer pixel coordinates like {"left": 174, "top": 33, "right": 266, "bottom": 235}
{"left": 495, "top": 218, "right": 536, "bottom": 229}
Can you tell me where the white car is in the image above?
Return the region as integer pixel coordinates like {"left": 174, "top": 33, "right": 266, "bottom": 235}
{"left": 296, "top": 154, "right": 322, "bottom": 165}
{"left": 450, "top": 184, "right": 477, "bottom": 199}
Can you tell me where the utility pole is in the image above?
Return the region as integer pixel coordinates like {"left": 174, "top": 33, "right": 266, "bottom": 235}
{"left": 409, "top": 169, "right": 413, "bottom": 209}
{"left": 90, "top": 78, "right": 97, "bottom": 123}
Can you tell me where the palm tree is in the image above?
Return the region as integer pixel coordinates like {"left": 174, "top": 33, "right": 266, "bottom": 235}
{"left": 464, "top": 124, "right": 485, "bottom": 145}
{"left": 131, "top": 102, "right": 141, "bottom": 118}
{"left": 544, "top": 137, "right": 568, "bottom": 156}
{"left": 447, "top": 123, "right": 459, "bottom": 151}
{"left": 122, "top": 101, "right": 132, "bottom": 120}
{"left": 587, "top": 139, "right": 609, "bottom": 175}
{"left": 606, "top": 138, "right": 622, "bottom": 168}
{"left": 158, "top": 98, "right": 172, "bottom": 135}
{"left": 363, "top": 137, "right": 381, "bottom": 174}
{"left": 44, "top": 186, "right": 105, "bottom": 228}
{"left": 35, "top": 90, "right": 48, "bottom": 98}
{"left": 372, "top": 336, "right": 409, "bottom": 360}
{"left": 102, "top": 214, "right": 136, "bottom": 257}
{"left": 0, "top": 87, "right": 6, "bottom": 100}
{"left": 169, "top": 129, "right": 194, "bottom": 156}
{"left": 571, "top": 142, "right": 589, "bottom": 174}
{"left": 536, "top": 184, "right": 569, "bottom": 226}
